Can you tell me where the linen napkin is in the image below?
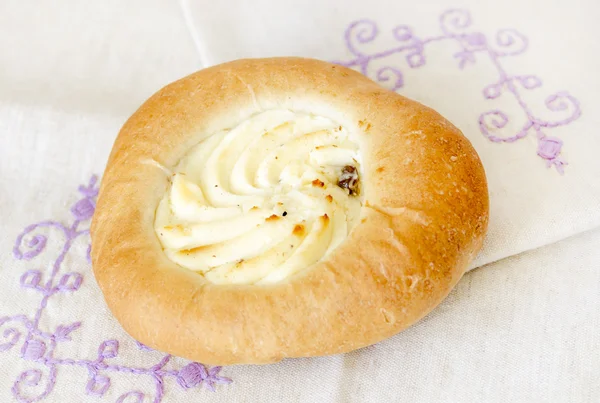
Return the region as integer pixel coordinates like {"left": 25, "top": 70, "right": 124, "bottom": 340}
{"left": 184, "top": 0, "right": 600, "bottom": 268}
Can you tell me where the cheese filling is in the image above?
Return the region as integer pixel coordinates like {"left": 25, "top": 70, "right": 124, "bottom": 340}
{"left": 154, "top": 109, "right": 363, "bottom": 285}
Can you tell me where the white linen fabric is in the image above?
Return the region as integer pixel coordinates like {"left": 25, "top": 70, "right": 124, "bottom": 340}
{"left": 0, "top": 0, "right": 598, "bottom": 401}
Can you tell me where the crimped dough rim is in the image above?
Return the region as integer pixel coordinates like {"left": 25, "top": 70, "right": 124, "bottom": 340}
{"left": 91, "top": 57, "right": 489, "bottom": 365}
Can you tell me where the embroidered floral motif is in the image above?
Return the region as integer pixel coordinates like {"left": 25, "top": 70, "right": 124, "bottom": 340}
{"left": 335, "top": 9, "right": 582, "bottom": 173}
{"left": 2, "top": 176, "right": 231, "bottom": 402}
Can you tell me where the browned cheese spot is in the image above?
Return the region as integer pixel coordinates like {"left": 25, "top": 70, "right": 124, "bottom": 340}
{"left": 312, "top": 179, "right": 325, "bottom": 188}
{"left": 181, "top": 244, "right": 209, "bottom": 254}
{"left": 293, "top": 224, "right": 305, "bottom": 236}
{"left": 272, "top": 122, "right": 290, "bottom": 132}
{"left": 163, "top": 224, "right": 189, "bottom": 235}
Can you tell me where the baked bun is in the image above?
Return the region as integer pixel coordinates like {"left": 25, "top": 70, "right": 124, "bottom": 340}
{"left": 91, "top": 57, "right": 489, "bottom": 365}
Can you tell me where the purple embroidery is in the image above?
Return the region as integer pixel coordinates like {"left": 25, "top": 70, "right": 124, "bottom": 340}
{"left": 2, "top": 175, "right": 232, "bottom": 402}
{"left": 116, "top": 391, "right": 144, "bottom": 403}
{"left": 177, "top": 363, "right": 231, "bottom": 392}
{"left": 335, "top": 9, "right": 582, "bottom": 174}
{"left": 134, "top": 340, "right": 154, "bottom": 352}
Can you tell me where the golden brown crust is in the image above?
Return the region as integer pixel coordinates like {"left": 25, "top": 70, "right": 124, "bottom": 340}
{"left": 91, "top": 57, "right": 489, "bottom": 365}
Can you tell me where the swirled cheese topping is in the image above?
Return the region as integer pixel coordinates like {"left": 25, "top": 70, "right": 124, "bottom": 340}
{"left": 154, "top": 109, "right": 363, "bottom": 285}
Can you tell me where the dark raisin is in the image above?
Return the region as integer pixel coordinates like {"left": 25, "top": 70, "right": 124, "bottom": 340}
{"left": 338, "top": 165, "right": 360, "bottom": 195}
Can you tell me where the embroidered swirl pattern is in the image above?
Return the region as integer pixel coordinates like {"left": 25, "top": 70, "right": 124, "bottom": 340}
{"left": 334, "top": 9, "right": 582, "bottom": 174}
{"left": 156, "top": 109, "right": 363, "bottom": 285}
{"left": 2, "top": 176, "right": 231, "bottom": 403}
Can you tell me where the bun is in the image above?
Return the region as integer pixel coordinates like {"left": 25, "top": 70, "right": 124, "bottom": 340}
{"left": 91, "top": 57, "right": 489, "bottom": 365}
